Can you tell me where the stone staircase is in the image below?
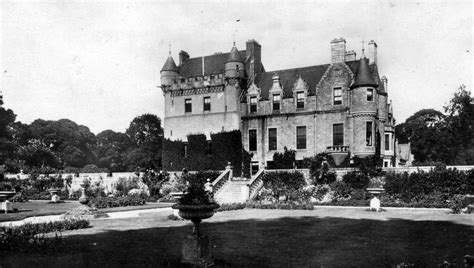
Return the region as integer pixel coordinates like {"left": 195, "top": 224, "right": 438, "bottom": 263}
{"left": 215, "top": 179, "right": 249, "bottom": 204}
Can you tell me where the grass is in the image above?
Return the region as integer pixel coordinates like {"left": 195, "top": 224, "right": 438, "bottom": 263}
{"left": 0, "top": 201, "right": 173, "bottom": 222}
{"left": 1, "top": 207, "right": 473, "bottom": 267}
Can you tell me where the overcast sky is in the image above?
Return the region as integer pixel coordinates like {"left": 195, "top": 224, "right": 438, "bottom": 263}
{"left": 1, "top": 0, "right": 472, "bottom": 134}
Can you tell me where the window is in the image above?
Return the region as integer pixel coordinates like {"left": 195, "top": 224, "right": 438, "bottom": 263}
{"left": 296, "top": 91, "right": 305, "bottom": 109}
{"left": 367, "top": 88, "right": 374, "bottom": 101}
{"left": 185, "top": 99, "right": 192, "bottom": 113}
{"left": 189, "top": 77, "right": 194, "bottom": 82}
{"left": 249, "top": 129, "right": 257, "bottom": 151}
{"left": 250, "top": 96, "right": 257, "bottom": 113}
{"left": 203, "top": 96, "right": 211, "bottom": 111}
{"left": 183, "top": 143, "right": 188, "bottom": 158}
{"left": 269, "top": 128, "right": 277, "bottom": 150}
{"left": 180, "top": 78, "right": 185, "bottom": 83}
{"left": 385, "top": 134, "right": 390, "bottom": 151}
{"left": 296, "top": 126, "right": 306, "bottom": 149}
{"left": 333, "top": 87, "right": 342, "bottom": 105}
{"left": 210, "top": 75, "right": 215, "bottom": 80}
{"left": 333, "top": 124, "right": 344, "bottom": 146}
{"left": 366, "top": 121, "right": 373, "bottom": 146}
{"left": 273, "top": 94, "right": 281, "bottom": 111}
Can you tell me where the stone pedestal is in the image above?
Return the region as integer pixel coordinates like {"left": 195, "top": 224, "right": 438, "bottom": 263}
{"left": 51, "top": 194, "right": 60, "bottom": 203}
{"left": 370, "top": 196, "right": 381, "bottom": 212}
{"left": 181, "top": 232, "right": 213, "bottom": 266}
{"left": 1, "top": 200, "right": 13, "bottom": 213}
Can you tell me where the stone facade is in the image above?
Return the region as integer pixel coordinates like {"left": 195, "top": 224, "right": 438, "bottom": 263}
{"left": 160, "top": 37, "right": 397, "bottom": 171}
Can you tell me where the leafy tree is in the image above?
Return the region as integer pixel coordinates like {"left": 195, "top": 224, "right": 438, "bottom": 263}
{"left": 95, "top": 130, "right": 134, "bottom": 171}
{"left": 29, "top": 119, "right": 96, "bottom": 167}
{"left": 125, "top": 114, "right": 163, "bottom": 170}
{"left": 16, "top": 139, "right": 61, "bottom": 168}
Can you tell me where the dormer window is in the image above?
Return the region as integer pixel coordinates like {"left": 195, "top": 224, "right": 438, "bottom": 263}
{"left": 367, "top": 88, "right": 374, "bottom": 101}
{"left": 250, "top": 96, "right": 257, "bottom": 113}
{"left": 273, "top": 94, "right": 281, "bottom": 111}
{"left": 333, "top": 87, "right": 342, "bottom": 105}
{"left": 296, "top": 91, "right": 305, "bottom": 109}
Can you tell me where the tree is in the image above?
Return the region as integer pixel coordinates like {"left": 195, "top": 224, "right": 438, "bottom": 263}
{"left": 16, "top": 139, "right": 61, "bottom": 168}
{"left": 125, "top": 114, "right": 164, "bottom": 170}
{"left": 395, "top": 109, "right": 448, "bottom": 163}
{"left": 95, "top": 130, "right": 134, "bottom": 171}
{"left": 444, "top": 85, "right": 474, "bottom": 164}
{"left": 29, "top": 119, "right": 96, "bottom": 168}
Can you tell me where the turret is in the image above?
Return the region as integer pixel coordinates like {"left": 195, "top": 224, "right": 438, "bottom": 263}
{"left": 350, "top": 57, "right": 379, "bottom": 157}
{"left": 160, "top": 53, "right": 179, "bottom": 88}
{"left": 225, "top": 43, "right": 245, "bottom": 81}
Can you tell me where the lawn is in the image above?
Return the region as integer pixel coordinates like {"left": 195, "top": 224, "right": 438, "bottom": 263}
{"left": 0, "top": 201, "right": 173, "bottom": 222}
{"left": 1, "top": 207, "right": 473, "bottom": 267}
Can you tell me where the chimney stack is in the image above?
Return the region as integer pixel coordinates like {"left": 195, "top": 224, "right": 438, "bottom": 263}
{"left": 330, "top": 38, "right": 346, "bottom": 63}
{"left": 345, "top": 50, "right": 357, "bottom": 61}
{"left": 246, "top": 39, "right": 262, "bottom": 78}
{"left": 367, "top": 40, "right": 377, "bottom": 64}
{"left": 179, "top": 50, "right": 190, "bottom": 66}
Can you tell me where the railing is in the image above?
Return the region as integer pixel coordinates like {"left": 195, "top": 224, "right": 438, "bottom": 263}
{"left": 247, "top": 169, "right": 265, "bottom": 201}
{"left": 212, "top": 169, "right": 231, "bottom": 196}
{"left": 326, "top": 145, "right": 349, "bottom": 153}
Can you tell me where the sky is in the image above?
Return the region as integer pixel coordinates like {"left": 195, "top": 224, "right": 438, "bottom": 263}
{"left": 1, "top": 0, "right": 472, "bottom": 134}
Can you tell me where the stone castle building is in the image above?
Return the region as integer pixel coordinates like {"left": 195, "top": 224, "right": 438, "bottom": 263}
{"left": 160, "top": 38, "right": 397, "bottom": 171}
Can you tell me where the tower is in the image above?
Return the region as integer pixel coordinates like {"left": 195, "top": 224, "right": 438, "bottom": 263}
{"left": 350, "top": 57, "right": 379, "bottom": 157}
{"left": 160, "top": 52, "right": 179, "bottom": 89}
{"left": 225, "top": 43, "right": 245, "bottom": 86}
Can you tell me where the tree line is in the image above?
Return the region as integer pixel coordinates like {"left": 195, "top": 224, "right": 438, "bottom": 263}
{"left": 0, "top": 108, "right": 163, "bottom": 174}
{"left": 395, "top": 85, "right": 473, "bottom": 165}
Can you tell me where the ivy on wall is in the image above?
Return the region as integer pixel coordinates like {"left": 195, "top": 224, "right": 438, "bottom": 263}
{"left": 162, "top": 130, "right": 251, "bottom": 177}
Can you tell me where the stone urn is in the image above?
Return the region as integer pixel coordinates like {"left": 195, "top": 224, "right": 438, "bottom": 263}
{"left": 172, "top": 202, "right": 220, "bottom": 266}
{"left": 79, "top": 178, "right": 90, "bottom": 205}
{"left": 0, "top": 191, "right": 17, "bottom": 213}
{"left": 49, "top": 188, "right": 61, "bottom": 203}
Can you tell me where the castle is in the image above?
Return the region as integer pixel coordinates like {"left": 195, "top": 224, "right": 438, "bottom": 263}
{"left": 160, "top": 38, "right": 397, "bottom": 172}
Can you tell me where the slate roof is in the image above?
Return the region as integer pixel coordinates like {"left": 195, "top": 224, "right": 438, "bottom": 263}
{"left": 254, "top": 64, "right": 329, "bottom": 100}
{"left": 350, "top": 58, "right": 378, "bottom": 89}
{"left": 179, "top": 51, "right": 247, "bottom": 77}
{"left": 227, "top": 46, "right": 243, "bottom": 63}
{"left": 161, "top": 56, "right": 179, "bottom": 72}
{"left": 253, "top": 59, "right": 384, "bottom": 100}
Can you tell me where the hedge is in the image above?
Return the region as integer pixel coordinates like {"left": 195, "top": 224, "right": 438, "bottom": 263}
{"left": 162, "top": 130, "right": 251, "bottom": 177}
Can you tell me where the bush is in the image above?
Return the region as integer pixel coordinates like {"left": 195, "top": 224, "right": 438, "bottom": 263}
{"left": 342, "top": 171, "right": 370, "bottom": 189}
{"left": 330, "top": 181, "right": 352, "bottom": 200}
{"left": 217, "top": 203, "right": 246, "bottom": 211}
{"left": 115, "top": 177, "right": 140, "bottom": 196}
{"left": 261, "top": 171, "right": 306, "bottom": 199}
{"left": 245, "top": 201, "right": 314, "bottom": 210}
{"left": 88, "top": 194, "right": 146, "bottom": 209}
{"left": 0, "top": 219, "right": 89, "bottom": 252}
{"left": 271, "top": 147, "right": 296, "bottom": 169}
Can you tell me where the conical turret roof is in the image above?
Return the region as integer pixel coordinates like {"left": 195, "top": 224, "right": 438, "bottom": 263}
{"left": 351, "top": 57, "right": 378, "bottom": 89}
{"left": 227, "top": 45, "right": 243, "bottom": 63}
{"left": 161, "top": 55, "right": 179, "bottom": 72}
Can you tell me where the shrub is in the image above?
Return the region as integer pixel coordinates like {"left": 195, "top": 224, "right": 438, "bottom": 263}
{"left": 245, "top": 201, "right": 314, "bottom": 210}
{"left": 0, "top": 219, "right": 89, "bottom": 252}
{"left": 88, "top": 194, "right": 146, "bottom": 209}
{"left": 271, "top": 147, "right": 296, "bottom": 169}
{"left": 330, "top": 181, "right": 352, "bottom": 200}
{"left": 303, "top": 152, "right": 337, "bottom": 184}
{"left": 115, "top": 177, "right": 140, "bottom": 196}
{"left": 261, "top": 171, "right": 306, "bottom": 199}
{"left": 217, "top": 203, "right": 247, "bottom": 211}
{"left": 342, "top": 171, "right": 370, "bottom": 189}
{"left": 450, "top": 195, "right": 469, "bottom": 214}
